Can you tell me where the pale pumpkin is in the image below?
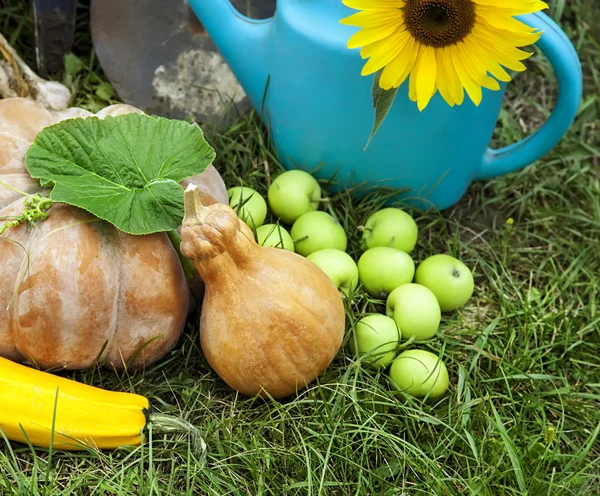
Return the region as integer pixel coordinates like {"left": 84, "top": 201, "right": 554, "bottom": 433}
{"left": 180, "top": 185, "right": 346, "bottom": 399}
{"left": 0, "top": 97, "right": 228, "bottom": 370}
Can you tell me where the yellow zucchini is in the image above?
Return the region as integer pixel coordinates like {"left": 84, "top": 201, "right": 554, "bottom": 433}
{"left": 0, "top": 357, "right": 205, "bottom": 455}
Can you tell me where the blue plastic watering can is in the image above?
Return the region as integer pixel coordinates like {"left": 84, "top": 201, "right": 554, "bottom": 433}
{"left": 188, "top": 0, "right": 583, "bottom": 210}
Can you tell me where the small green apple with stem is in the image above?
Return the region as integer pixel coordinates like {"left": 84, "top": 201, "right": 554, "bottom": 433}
{"left": 360, "top": 207, "right": 419, "bottom": 253}
{"left": 290, "top": 211, "right": 347, "bottom": 257}
{"left": 228, "top": 186, "right": 267, "bottom": 230}
{"left": 350, "top": 313, "right": 401, "bottom": 368}
{"left": 386, "top": 283, "right": 441, "bottom": 341}
{"left": 388, "top": 349, "right": 449, "bottom": 400}
{"left": 415, "top": 254, "right": 474, "bottom": 312}
{"left": 267, "top": 170, "right": 322, "bottom": 225}
{"left": 357, "top": 247, "right": 415, "bottom": 298}
{"left": 255, "top": 224, "right": 295, "bottom": 251}
{"left": 306, "top": 249, "right": 359, "bottom": 296}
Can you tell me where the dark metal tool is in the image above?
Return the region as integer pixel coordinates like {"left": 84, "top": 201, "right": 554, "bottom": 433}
{"left": 90, "top": 0, "right": 276, "bottom": 126}
{"left": 32, "top": 0, "right": 78, "bottom": 77}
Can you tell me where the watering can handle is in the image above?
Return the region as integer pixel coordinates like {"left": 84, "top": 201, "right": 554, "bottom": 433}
{"left": 474, "top": 11, "right": 582, "bottom": 181}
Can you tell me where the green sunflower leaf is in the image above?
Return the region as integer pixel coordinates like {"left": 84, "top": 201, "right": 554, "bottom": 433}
{"left": 24, "top": 112, "right": 216, "bottom": 235}
{"left": 365, "top": 70, "right": 398, "bottom": 150}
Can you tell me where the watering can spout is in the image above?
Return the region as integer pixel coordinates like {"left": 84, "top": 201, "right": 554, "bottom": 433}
{"left": 188, "top": 0, "right": 272, "bottom": 109}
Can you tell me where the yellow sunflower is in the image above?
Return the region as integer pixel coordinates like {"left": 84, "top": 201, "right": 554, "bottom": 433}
{"left": 340, "top": 0, "right": 549, "bottom": 111}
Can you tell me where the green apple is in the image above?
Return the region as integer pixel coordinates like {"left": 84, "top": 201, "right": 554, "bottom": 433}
{"left": 306, "top": 249, "right": 359, "bottom": 296}
{"left": 357, "top": 247, "right": 415, "bottom": 298}
{"left": 386, "top": 283, "right": 441, "bottom": 341}
{"left": 388, "top": 349, "right": 449, "bottom": 400}
{"left": 361, "top": 207, "right": 419, "bottom": 253}
{"left": 350, "top": 313, "right": 401, "bottom": 368}
{"left": 255, "top": 224, "right": 295, "bottom": 251}
{"left": 414, "top": 254, "right": 474, "bottom": 312}
{"left": 290, "top": 211, "right": 347, "bottom": 257}
{"left": 228, "top": 186, "right": 267, "bottom": 230}
{"left": 267, "top": 170, "right": 322, "bottom": 225}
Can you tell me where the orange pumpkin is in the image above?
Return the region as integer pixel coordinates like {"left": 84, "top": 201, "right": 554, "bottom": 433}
{"left": 0, "top": 97, "right": 227, "bottom": 370}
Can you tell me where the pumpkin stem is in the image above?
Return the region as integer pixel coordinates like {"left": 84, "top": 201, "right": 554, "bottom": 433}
{"left": 147, "top": 413, "right": 207, "bottom": 464}
{"left": 182, "top": 184, "right": 207, "bottom": 228}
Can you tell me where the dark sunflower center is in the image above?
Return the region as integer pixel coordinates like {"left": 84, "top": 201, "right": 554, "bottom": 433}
{"left": 403, "top": 0, "right": 475, "bottom": 48}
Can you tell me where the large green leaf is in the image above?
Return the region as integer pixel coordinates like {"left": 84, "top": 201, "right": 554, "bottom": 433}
{"left": 25, "top": 113, "right": 216, "bottom": 235}
{"left": 365, "top": 70, "right": 398, "bottom": 150}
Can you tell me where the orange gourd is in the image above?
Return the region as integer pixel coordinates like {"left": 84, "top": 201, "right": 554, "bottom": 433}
{"left": 180, "top": 185, "right": 346, "bottom": 399}
{"left": 0, "top": 97, "right": 228, "bottom": 370}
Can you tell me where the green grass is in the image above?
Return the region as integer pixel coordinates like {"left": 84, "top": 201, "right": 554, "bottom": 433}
{"left": 1, "top": 0, "right": 599, "bottom": 494}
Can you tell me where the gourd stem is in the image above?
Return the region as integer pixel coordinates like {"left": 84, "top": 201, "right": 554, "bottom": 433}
{"left": 148, "top": 413, "right": 207, "bottom": 464}
{"left": 0, "top": 193, "right": 52, "bottom": 235}
{"left": 182, "top": 184, "right": 206, "bottom": 227}
{"left": 167, "top": 229, "right": 195, "bottom": 280}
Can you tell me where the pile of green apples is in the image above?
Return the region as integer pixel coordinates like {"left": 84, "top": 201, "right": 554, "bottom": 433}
{"left": 228, "top": 170, "right": 475, "bottom": 402}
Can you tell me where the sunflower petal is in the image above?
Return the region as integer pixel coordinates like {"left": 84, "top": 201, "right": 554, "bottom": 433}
{"left": 384, "top": 36, "right": 420, "bottom": 89}
{"left": 360, "top": 29, "right": 410, "bottom": 75}
{"left": 342, "top": 0, "right": 403, "bottom": 11}
{"left": 477, "top": 8, "right": 538, "bottom": 33}
{"left": 470, "top": 28, "right": 529, "bottom": 72}
{"left": 408, "top": 47, "right": 420, "bottom": 103}
{"left": 489, "top": 27, "right": 543, "bottom": 47}
{"left": 392, "top": 36, "right": 420, "bottom": 88}
{"left": 457, "top": 42, "right": 501, "bottom": 91}
{"left": 347, "top": 20, "right": 404, "bottom": 49}
{"left": 472, "top": 0, "right": 548, "bottom": 14}
{"left": 477, "top": 18, "right": 543, "bottom": 50}
{"left": 340, "top": 10, "right": 404, "bottom": 28}
{"left": 360, "top": 26, "right": 406, "bottom": 59}
{"left": 408, "top": 73, "right": 418, "bottom": 103}
{"left": 378, "top": 36, "right": 415, "bottom": 89}
{"left": 466, "top": 39, "right": 514, "bottom": 83}
{"left": 435, "top": 49, "right": 455, "bottom": 107}
{"left": 450, "top": 45, "right": 482, "bottom": 106}
{"left": 415, "top": 45, "right": 437, "bottom": 111}
{"left": 440, "top": 47, "right": 464, "bottom": 105}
